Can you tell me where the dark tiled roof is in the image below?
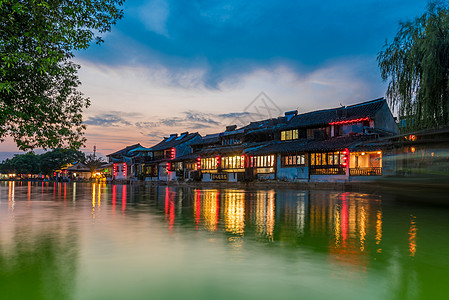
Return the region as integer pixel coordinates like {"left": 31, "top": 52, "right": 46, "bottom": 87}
{"left": 302, "top": 135, "right": 369, "bottom": 152}
{"left": 173, "top": 152, "right": 200, "bottom": 161}
{"left": 107, "top": 144, "right": 142, "bottom": 157}
{"left": 246, "top": 135, "right": 375, "bottom": 155}
{"left": 199, "top": 144, "right": 245, "bottom": 156}
{"left": 284, "top": 98, "right": 386, "bottom": 130}
{"left": 150, "top": 133, "right": 200, "bottom": 151}
{"left": 190, "top": 133, "right": 220, "bottom": 146}
{"left": 246, "top": 139, "right": 309, "bottom": 155}
{"left": 240, "top": 116, "right": 287, "bottom": 131}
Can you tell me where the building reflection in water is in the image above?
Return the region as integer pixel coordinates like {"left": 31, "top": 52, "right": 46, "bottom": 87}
{"left": 92, "top": 183, "right": 97, "bottom": 219}
{"left": 193, "top": 189, "right": 220, "bottom": 232}
{"left": 409, "top": 215, "right": 417, "bottom": 256}
{"left": 165, "top": 187, "right": 175, "bottom": 230}
{"left": 91, "top": 183, "right": 108, "bottom": 219}
{"left": 8, "top": 181, "right": 15, "bottom": 211}
{"left": 27, "top": 181, "right": 31, "bottom": 201}
{"left": 326, "top": 192, "right": 384, "bottom": 272}
{"left": 250, "top": 190, "right": 275, "bottom": 241}
{"left": 223, "top": 190, "right": 245, "bottom": 236}
{"left": 122, "top": 185, "right": 127, "bottom": 214}
{"left": 376, "top": 209, "right": 382, "bottom": 253}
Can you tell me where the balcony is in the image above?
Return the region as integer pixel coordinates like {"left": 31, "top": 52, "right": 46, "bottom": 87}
{"left": 310, "top": 167, "right": 345, "bottom": 175}
{"left": 350, "top": 167, "right": 382, "bottom": 176}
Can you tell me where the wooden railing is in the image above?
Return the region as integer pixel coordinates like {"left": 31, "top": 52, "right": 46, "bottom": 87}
{"left": 311, "top": 167, "right": 345, "bottom": 175}
{"left": 350, "top": 167, "right": 382, "bottom": 176}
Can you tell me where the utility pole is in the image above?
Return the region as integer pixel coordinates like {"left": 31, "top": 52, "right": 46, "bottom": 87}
{"left": 93, "top": 145, "right": 96, "bottom": 158}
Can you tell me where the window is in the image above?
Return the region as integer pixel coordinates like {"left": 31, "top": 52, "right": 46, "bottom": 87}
{"left": 281, "top": 154, "right": 305, "bottom": 167}
{"left": 186, "top": 162, "right": 197, "bottom": 170}
{"left": 222, "top": 156, "right": 245, "bottom": 169}
{"left": 307, "top": 127, "right": 330, "bottom": 139}
{"left": 281, "top": 129, "right": 299, "bottom": 141}
{"left": 201, "top": 157, "right": 217, "bottom": 170}
{"left": 251, "top": 155, "right": 275, "bottom": 167}
{"left": 310, "top": 151, "right": 344, "bottom": 167}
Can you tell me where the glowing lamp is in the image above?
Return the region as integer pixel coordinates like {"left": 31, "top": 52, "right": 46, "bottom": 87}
{"left": 329, "top": 117, "right": 370, "bottom": 126}
{"left": 197, "top": 157, "right": 201, "bottom": 170}
{"left": 216, "top": 156, "right": 221, "bottom": 169}
{"left": 113, "top": 163, "right": 117, "bottom": 178}
{"left": 123, "top": 163, "right": 127, "bottom": 178}
{"left": 341, "top": 148, "right": 349, "bottom": 168}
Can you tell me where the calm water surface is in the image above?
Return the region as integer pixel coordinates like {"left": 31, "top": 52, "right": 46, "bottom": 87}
{"left": 1, "top": 181, "right": 448, "bottom": 300}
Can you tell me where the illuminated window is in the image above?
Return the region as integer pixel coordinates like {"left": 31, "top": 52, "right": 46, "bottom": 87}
{"left": 281, "top": 154, "right": 305, "bottom": 167}
{"left": 310, "top": 151, "right": 343, "bottom": 167}
{"left": 280, "top": 129, "right": 299, "bottom": 141}
{"left": 252, "top": 155, "right": 275, "bottom": 167}
{"left": 222, "top": 156, "right": 245, "bottom": 169}
{"left": 201, "top": 157, "right": 217, "bottom": 170}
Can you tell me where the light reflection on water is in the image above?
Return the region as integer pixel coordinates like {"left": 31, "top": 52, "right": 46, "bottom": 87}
{"left": 1, "top": 181, "right": 449, "bottom": 300}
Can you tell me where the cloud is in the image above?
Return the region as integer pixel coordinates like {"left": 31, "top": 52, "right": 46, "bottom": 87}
{"left": 84, "top": 112, "right": 133, "bottom": 127}
{"left": 137, "top": 0, "right": 170, "bottom": 37}
{"left": 79, "top": 0, "right": 427, "bottom": 89}
{"left": 185, "top": 111, "right": 220, "bottom": 125}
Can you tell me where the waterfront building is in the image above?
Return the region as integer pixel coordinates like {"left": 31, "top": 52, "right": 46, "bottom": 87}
{"left": 193, "top": 97, "right": 398, "bottom": 182}
{"left": 133, "top": 132, "right": 202, "bottom": 181}
{"left": 106, "top": 144, "right": 142, "bottom": 180}
{"left": 65, "top": 162, "right": 92, "bottom": 180}
{"left": 107, "top": 97, "right": 399, "bottom": 183}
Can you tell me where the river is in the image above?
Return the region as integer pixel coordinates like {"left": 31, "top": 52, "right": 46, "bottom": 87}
{"left": 1, "top": 181, "right": 448, "bottom": 300}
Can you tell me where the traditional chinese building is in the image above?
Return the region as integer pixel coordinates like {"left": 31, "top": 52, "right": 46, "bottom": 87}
{"left": 190, "top": 97, "right": 398, "bottom": 182}
{"left": 106, "top": 144, "right": 142, "bottom": 180}
{"left": 134, "top": 132, "right": 202, "bottom": 181}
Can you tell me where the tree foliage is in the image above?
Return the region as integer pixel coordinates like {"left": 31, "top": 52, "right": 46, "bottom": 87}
{"left": 0, "top": 148, "right": 85, "bottom": 174}
{"left": 39, "top": 148, "right": 85, "bottom": 174}
{"left": 83, "top": 153, "right": 105, "bottom": 174}
{"left": 378, "top": 1, "right": 449, "bottom": 131}
{"left": 0, "top": 0, "right": 124, "bottom": 150}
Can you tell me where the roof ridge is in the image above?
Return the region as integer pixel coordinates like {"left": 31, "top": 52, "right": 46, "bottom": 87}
{"left": 345, "top": 97, "right": 385, "bottom": 108}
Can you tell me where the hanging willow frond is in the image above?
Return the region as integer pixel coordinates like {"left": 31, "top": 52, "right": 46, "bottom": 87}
{"left": 378, "top": 0, "right": 449, "bottom": 131}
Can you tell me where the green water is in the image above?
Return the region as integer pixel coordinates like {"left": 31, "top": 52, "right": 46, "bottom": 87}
{"left": 0, "top": 181, "right": 448, "bottom": 300}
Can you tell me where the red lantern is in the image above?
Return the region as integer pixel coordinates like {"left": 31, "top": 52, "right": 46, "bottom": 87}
{"left": 216, "top": 156, "right": 221, "bottom": 169}
{"left": 341, "top": 148, "right": 349, "bottom": 168}
{"left": 113, "top": 163, "right": 117, "bottom": 177}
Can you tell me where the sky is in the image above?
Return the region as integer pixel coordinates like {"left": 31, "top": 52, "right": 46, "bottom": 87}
{"left": 0, "top": 0, "right": 429, "bottom": 160}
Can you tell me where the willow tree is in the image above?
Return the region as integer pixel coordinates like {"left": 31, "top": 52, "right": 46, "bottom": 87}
{"left": 0, "top": 0, "right": 124, "bottom": 150}
{"left": 378, "top": 1, "right": 449, "bottom": 131}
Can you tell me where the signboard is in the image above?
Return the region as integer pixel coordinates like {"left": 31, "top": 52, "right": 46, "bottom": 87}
{"left": 256, "top": 167, "right": 275, "bottom": 174}
{"left": 211, "top": 173, "right": 228, "bottom": 181}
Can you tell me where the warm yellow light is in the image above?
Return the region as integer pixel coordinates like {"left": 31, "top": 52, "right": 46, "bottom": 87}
{"left": 411, "top": 147, "right": 416, "bottom": 153}
{"left": 361, "top": 152, "right": 365, "bottom": 155}
{"left": 377, "top": 151, "right": 382, "bottom": 154}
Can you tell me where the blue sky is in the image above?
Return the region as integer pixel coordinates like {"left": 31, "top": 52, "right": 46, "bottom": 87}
{"left": 0, "top": 0, "right": 429, "bottom": 159}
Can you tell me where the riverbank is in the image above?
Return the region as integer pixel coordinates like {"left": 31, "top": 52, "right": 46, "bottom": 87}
{"left": 3, "top": 177, "right": 448, "bottom": 205}
{"left": 130, "top": 177, "right": 449, "bottom": 206}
